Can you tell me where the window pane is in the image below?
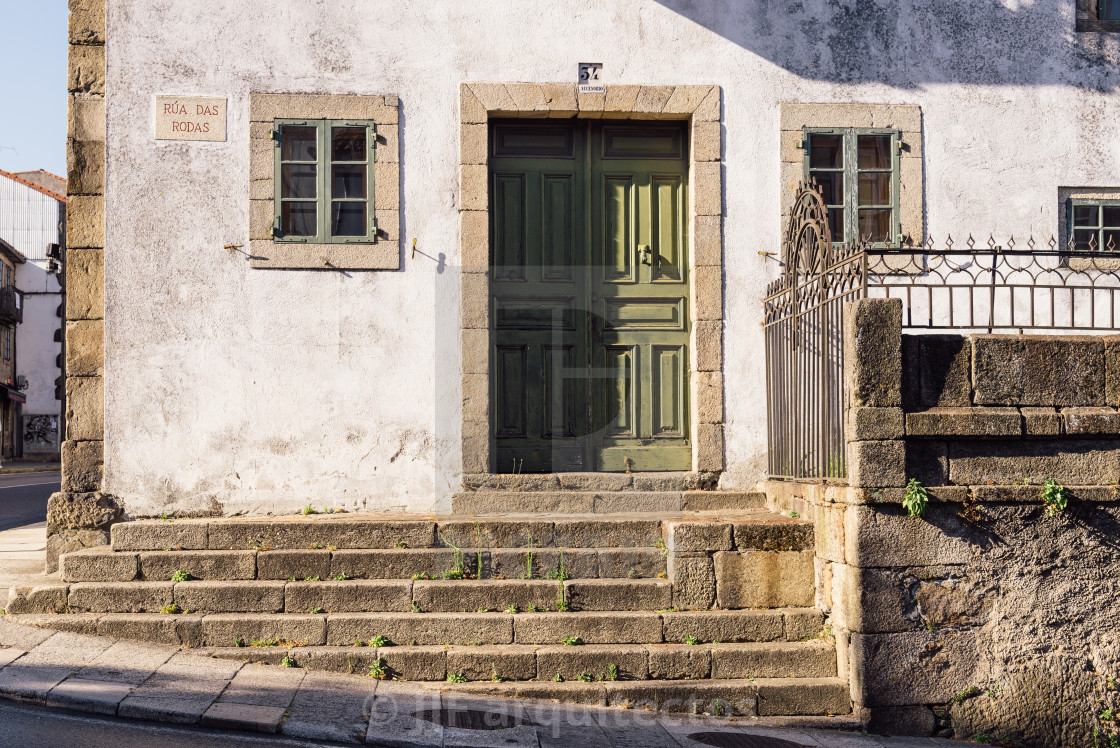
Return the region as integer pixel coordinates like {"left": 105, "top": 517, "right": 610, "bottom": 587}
{"left": 281, "top": 164, "right": 316, "bottom": 198}
{"left": 1105, "top": 230, "right": 1120, "bottom": 252}
{"left": 1074, "top": 205, "right": 1098, "bottom": 227}
{"left": 827, "top": 208, "right": 844, "bottom": 241}
{"left": 858, "top": 173, "right": 891, "bottom": 206}
{"left": 281, "top": 202, "right": 317, "bottom": 237}
{"left": 281, "top": 127, "right": 317, "bottom": 161}
{"left": 809, "top": 171, "right": 843, "bottom": 205}
{"left": 859, "top": 209, "right": 891, "bottom": 243}
{"left": 1103, "top": 206, "right": 1120, "bottom": 227}
{"left": 1102, "top": 0, "right": 1120, "bottom": 19}
{"left": 858, "top": 135, "right": 891, "bottom": 169}
{"left": 332, "top": 127, "right": 366, "bottom": 161}
{"left": 332, "top": 165, "right": 366, "bottom": 199}
{"left": 809, "top": 135, "right": 842, "bottom": 169}
{"left": 1074, "top": 229, "right": 1097, "bottom": 251}
{"left": 332, "top": 202, "right": 367, "bottom": 236}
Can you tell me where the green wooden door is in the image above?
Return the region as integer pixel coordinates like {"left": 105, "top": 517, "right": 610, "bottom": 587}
{"left": 489, "top": 121, "right": 690, "bottom": 473}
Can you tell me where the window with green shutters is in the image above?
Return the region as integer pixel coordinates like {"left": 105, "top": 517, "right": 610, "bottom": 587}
{"left": 1069, "top": 199, "right": 1120, "bottom": 251}
{"left": 802, "top": 128, "right": 900, "bottom": 246}
{"left": 273, "top": 119, "right": 376, "bottom": 243}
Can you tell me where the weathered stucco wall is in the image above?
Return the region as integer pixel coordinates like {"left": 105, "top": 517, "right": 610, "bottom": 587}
{"left": 103, "top": 0, "right": 1120, "bottom": 515}
{"left": 768, "top": 299, "right": 1120, "bottom": 746}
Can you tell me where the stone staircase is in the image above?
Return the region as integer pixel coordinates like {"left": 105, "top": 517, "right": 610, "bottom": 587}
{"left": 4, "top": 490, "right": 850, "bottom": 717}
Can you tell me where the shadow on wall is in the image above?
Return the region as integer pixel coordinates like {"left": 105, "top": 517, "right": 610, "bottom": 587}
{"left": 652, "top": 0, "right": 1120, "bottom": 90}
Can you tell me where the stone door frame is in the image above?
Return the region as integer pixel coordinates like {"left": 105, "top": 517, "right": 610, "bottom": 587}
{"left": 458, "top": 82, "right": 725, "bottom": 476}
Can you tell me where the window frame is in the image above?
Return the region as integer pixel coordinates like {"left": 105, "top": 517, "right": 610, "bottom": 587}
{"left": 1068, "top": 198, "right": 1120, "bottom": 251}
{"left": 272, "top": 118, "right": 377, "bottom": 245}
{"left": 1078, "top": 0, "right": 1120, "bottom": 30}
{"left": 802, "top": 126, "right": 901, "bottom": 247}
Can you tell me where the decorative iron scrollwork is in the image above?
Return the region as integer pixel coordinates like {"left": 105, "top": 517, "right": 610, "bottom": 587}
{"left": 781, "top": 181, "right": 834, "bottom": 278}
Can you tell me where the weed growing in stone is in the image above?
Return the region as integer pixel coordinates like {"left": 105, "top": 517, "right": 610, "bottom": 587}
{"left": 394, "top": 540, "right": 407, "bottom": 549}
{"left": 654, "top": 538, "right": 668, "bottom": 557}
{"left": 522, "top": 532, "right": 535, "bottom": 579}
{"left": 951, "top": 685, "right": 981, "bottom": 704}
{"left": 411, "top": 601, "right": 422, "bottom": 613}
{"left": 475, "top": 522, "right": 485, "bottom": 579}
{"left": 789, "top": 510, "right": 800, "bottom": 519}
{"left": 684, "top": 635, "right": 699, "bottom": 645}
{"left": 411, "top": 572, "right": 431, "bottom": 580}
{"left": 369, "top": 659, "right": 389, "bottom": 680}
{"left": 447, "top": 672, "right": 468, "bottom": 683}
{"left": 527, "top": 603, "right": 539, "bottom": 613}
{"left": 161, "top": 604, "right": 182, "bottom": 614}
{"left": 310, "top": 543, "right": 325, "bottom": 549}
{"left": 281, "top": 656, "right": 294, "bottom": 667}
{"left": 251, "top": 638, "right": 279, "bottom": 647}
{"left": 1041, "top": 478, "right": 1069, "bottom": 516}
{"left": 304, "top": 576, "right": 321, "bottom": 582}
{"left": 555, "top": 595, "right": 571, "bottom": 612}
{"left": 551, "top": 673, "right": 563, "bottom": 682}
{"left": 561, "top": 635, "right": 582, "bottom": 646}
{"left": 370, "top": 635, "right": 393, "bottom": 647}
{"left": 604, "top": 663, "right": 619, "bottom": 681}
{"left": 711, "top": 699, "right": 725, "bottom": 717}
{"left": 160, "top": 514, "right": 173, "bottom": 522}
{"left": 310, "top": 608, "right": 324, "bottom": 614}
{"left": 301, "top": 505, "right": 319, "bottom": 515}
{"left": 438, "top": 530, "right": 470, "bottom": 580}
{"left": 234, "top": 637, "right": 246, "bottom": 647}
{"left": 903, "top": 478, "right": 929, "bottom": 518}
{"left": 477, "top": 607, "right": 490, "bottom": 613}
{"left": 546, "top": 550, "right": 570, "bottom": 581}
{"left": 333, "top": 573, "right": 349, "bottom": 581}
{"left": 576, "top": 672, "right": 593, "bottom": 682}
{"left": 491, "top": 667, "right": 506, "bottom": 682}
{"left": 170, "top": 570, "right": 190, "bottom": 582}
{"left": 505, "top": 604, "right": 518, "bottom": 614}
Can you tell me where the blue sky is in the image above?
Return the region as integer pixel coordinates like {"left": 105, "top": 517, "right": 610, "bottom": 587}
{"left": 0, "top": 2, "right": 67, "bottom": 176}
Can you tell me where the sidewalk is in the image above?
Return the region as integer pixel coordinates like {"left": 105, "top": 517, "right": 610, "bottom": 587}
{"left": 0, "top": 618, "right": 974, "bottom": 747}
{"left": 0, "top": 522, "right": 53, "bottom": 591}
{"left": 0, "top": 462, "right": 59, "bottom": 474}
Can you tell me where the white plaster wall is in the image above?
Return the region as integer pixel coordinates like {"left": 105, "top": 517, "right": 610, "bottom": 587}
{"left": 17, "top": 261, "right": 63, "bottom": 424}
{"left": 104, "top": 0, "right": 1120, "bottom": 516}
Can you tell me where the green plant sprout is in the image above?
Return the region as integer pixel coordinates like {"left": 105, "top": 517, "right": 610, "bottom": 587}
{"left": 561, "top": 635, "right": 582, "bottom": 646}
{"left": 170, "top": 570, "right": 190, "bottom": 582}
{"left": 369, "top": 659, "right": 388, "bottom": 680}
{"left": 370, "top": 634, "right": 393, "bottom": 648}
{"left": 1041, "top": 478, "right": 1069, "bottom": 515}
{"left": 447, "top": 672, "right": 468, "bottom": 683}
{"left": 903, "top": 478, "right": 929, "bottom": 518}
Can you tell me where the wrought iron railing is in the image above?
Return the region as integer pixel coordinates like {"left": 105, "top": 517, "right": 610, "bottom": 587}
{"left": 764, "top": 184, "right": 1120, "bottom": 480}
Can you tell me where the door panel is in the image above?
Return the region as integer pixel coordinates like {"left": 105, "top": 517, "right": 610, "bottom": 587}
{"left": 489, "top": 120, "right": 691, "bottom": 473}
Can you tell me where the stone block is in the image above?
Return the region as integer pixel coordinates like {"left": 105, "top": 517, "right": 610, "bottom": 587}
{"left": 914, "top": 334, "right": 972, "bottom": 407}
{"left": 67, "top": 139, "right": 104, "bottom": 194}
{"left": 284, "top": 580, "right": 411, "bottom": 613}
{"left": 905, "top": 407, "right": 1021, "bottom": 437}
{"left": 333, "top": 548, "right": 467, "bottom": 580}
{"left": 376, "top": 124, "right": 399, "bottom": 163}
{"left": 412, "top": 580, "right": 555, "bottom": 613}
{"left": 710, "top": 641, "right": 835, "bottom": 679}
{"left": 646, "top": 644, "right": 711, "bottom": 679}
{"left": 67, "top": 44, "right": 104, "bottom": 94}
{"left": 490, "top": 548, "right": 595, "bottom": 580}
{"left": 1062, "top": 406, "right": 1120, "bottom": 434}
{"left": 95, "top": 613, "right": 201, "bottom": 646}
{"left": 202, "top": 702, "right": 286, "bottom": 734}
{"left": 663, "top": 520, "right": 732, "bottom": 552}
{"left": 667, "top": 553, "right": 715, "bottom": 610}
{"left": 69, "top": 0, "right": 106, "bottom": 44}
{"left": 207, "top": 520, "right": 435, "bottom": 551}
{"left": 46, "top": 491, "right": 118, "bottom": 532}
{"left": 605, "top": 681, "right": 755, "bottom": 716}
{"left": 732, "top": 520, "right": 815, "bottom": 552}
{"left": 550, "top": 519, "right": 659, "bottom": 548}
{"left": 65, "top": 320, "right": 103, "bottom": 376}
{"left": 68, "top": 582, "right": 174, "bottom": 613}
{"left": 783, "top": 608, "right": 824, "bottom": 641}
{"left": 755, "top": 678, "right": 850, "bottom": 716}
{"left": 200, "top": 614, "right": 326, "bottom": 648}
{"left": 67, "top": 95, "right": 105, "bottom": 141}
{"left": 631, "top": 85, "right": 672, "bottom": 116}
{"left": 61, "top": 440, "right": 101, "bottom": 493}
{"left": 696, "top": 423, "right": 725, "bottom": 472}
{"left": 438, "top": 519, "right": 553, "bottom": 549}
{"left": 140, "top": 551, "right": 256, "bottom": 582}
{"left": 47, "top": 677, "right": 132, "bottom": 715}
{"left": 696, "top": 370, "right": 724, "bottom": 424}
{"left": 446, "top": 645, "right": 535, "bottom": 682}
{"left": 845, "top": 298, "right": 903, "bottom": 408}
{"left": 565, "top": 579, "right": 672, "bottom": 611}
{"left": 692, "top": 120, "right": 721, "bottom": 162}
{"left": 257, "top": 549, "right": 331, "bottom": 580}
{"left": 513, "top": 612, "right": 661, "bottom": 645}
{"left": 860, "top": 705, "right": 937, "bottom": 737}
{"left": 848, "top": 407, "right": 904, "bottom": 441}
{"left": 174, "top": 581, "right": 284, "bottom": 614}
{"left": 67, "top": 195, "right": 103, "bottom": 249}
{"left": 948, "top": 438, "right": 1120, "bottom": 485}
{"left": 593, "top": 490, "right": 682, "bottom": 514}
{"left": 844, "top": 505, "right": 974, "bottom": 567}
{"left": 695, "top": 319, "right": 722, "bottom": 371}
{"left": 65, "top": 249, "right": 104, "bottom": 320}
{"left": 111, "top": 520, "right": 208, "bottom": 551}
{"left": 848, "top": 440, "right": 906, "bottom": 488}
{"left": 536, "top": 644, "right": 647, "bottom": 682}
{"left": 905, "top": 440, "right": 947, "bottom": 486}
{"left": 328, "top": 612, "right": 511, "bottom": 646}
{"left": 692, "top": 162, "right": 722, "bottom": 218}
{"left": 65, "top": 377, "right": 103, "bottom": 441}
{"left": 715, "top": 551, "right": 815, "bottom": 610}
{"left": 60, "top": 548, "right": 137, "bottom": 582}
{"left": 596, "top": 548, "right": 665, "bottom": 579}
{"left": 1023, "top": 407, "right": 1062, "bottom": 435}
{"left": 972, "top": 335, "right": 1105, "bottom": 406}
{"left": 850, "top": 630, "right": 977, "bottom": 706}
{"left": 374, "top": 160, "right": 399, "bottom": 209}
{"left": 541, "top": 83, "right": 578, "bottom": 116}
{"left": 603, "top": 85, "right": 641, "bottom": 114}
{"left": 661, "top": 610, "right": 783, "bottom": 643}
{"left": 459, "top": 84, "right": 487, "bottom": 124}
{"left": 4, "top": 584, "right": 69, "bottom": 614}
{"left": 693, "top": 214, "right": 722, "bottom": 268}
{"left": 663, "top": 85, "right": 717, "bottom": 116}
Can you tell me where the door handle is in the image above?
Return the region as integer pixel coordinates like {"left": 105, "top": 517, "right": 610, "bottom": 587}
{"left": 638, "top": 245, "right": 652, "bottom": 265}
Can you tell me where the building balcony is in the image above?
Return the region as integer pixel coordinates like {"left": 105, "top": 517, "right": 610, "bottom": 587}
{"left": 0, "top": 287, "right": 24, "bottom": 324}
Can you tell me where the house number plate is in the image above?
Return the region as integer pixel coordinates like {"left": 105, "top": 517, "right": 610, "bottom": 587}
{"left": 578, "top": 63, "right": 604, "bottom": 93}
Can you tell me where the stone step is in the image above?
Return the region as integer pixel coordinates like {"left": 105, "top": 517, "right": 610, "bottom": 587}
{"left": 3, "top": 607, "right": 825, "bottom": 648}
{"left": 104, "top": 512, "right": 806, "bottom": 553}
{"left": 432, "top": 677, "right": 852, "bottom": 717}
{"left": 451, "top": 490, "right": 768, "bottom": 514}
{"left": 58, "top": 545, "right": 668, "bottom": 583}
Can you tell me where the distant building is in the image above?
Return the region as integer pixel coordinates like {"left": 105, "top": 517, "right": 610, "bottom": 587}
{"left": 0, "top": 169, "right": 65, "bottom": 460}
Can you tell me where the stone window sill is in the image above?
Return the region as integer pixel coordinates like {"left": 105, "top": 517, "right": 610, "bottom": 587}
{"left": 247, "top": 240, "right": 398, "bottom": 270}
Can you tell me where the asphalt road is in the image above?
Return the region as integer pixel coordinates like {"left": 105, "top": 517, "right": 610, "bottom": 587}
{"left": 0, "top": 699, "right": 352, "bottom": 748}
{"left": 0, "top": 471, "right": 60, "bottom": 531}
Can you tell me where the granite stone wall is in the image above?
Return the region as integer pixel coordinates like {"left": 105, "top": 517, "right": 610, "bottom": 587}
{"left": 766, "top": 298, "right": 1120, "bottom": 747}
